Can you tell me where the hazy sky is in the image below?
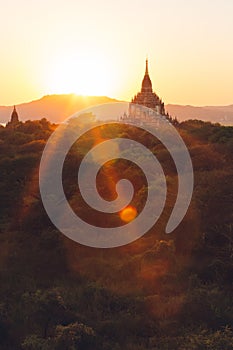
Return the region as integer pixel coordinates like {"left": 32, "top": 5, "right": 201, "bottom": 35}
{"left": 1, "top": 0, "right": 233, "bottom": 106}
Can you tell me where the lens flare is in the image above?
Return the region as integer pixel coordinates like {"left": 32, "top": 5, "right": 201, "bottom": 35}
{"left": 39, "top": 102, "right": 193, "bottom": 248}
{"left": 120, "top": 206, "right": 137, "bottom": 223}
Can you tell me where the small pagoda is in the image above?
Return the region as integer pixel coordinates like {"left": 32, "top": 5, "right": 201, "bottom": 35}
{"left": 7, "top": 106, "right": 20, "bottom": 128}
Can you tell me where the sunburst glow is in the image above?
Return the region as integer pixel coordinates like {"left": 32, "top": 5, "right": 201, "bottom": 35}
{"left": 45, "top": 52, "right": 115, "bottom": 96}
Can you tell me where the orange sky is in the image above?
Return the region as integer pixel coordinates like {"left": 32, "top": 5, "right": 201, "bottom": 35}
{"left": 1, "top": 0, "right": 233, "bottom": 106}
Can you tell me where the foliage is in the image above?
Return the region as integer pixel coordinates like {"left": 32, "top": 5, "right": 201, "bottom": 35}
{"left": 0, "top": 119, "right": 232, "bottom": 349}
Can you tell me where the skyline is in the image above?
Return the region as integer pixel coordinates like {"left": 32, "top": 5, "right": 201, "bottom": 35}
{"left": 1, "top": 0, "right": 233, "bottom": 106}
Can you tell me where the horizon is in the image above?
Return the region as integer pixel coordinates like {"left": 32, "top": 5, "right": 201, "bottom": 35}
{"left": 1, "top": 93, "right": 233, "bottom": 128}
{"left": 1, "top": 0, "right": 233, "bottom": 107}
{"left": 1, "top": 93, "right": 233, "bottom": 109}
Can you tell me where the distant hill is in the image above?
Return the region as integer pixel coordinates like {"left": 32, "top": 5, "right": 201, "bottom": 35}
{"left": 166, "top": 104, "right": 233, "bottom": 126}
{"left": 0, "top": 94, "right": 119, "bottom": 124}
{"left": 0, "top": 94, "right": 233, "bottom": 125}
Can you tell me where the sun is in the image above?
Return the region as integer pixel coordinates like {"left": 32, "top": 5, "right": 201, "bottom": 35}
{"left": 45, "top": 52, "right": 115, "bottom": 96}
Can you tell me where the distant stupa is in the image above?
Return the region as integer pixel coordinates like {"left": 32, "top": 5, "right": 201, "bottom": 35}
{"left": 7, "top": 105, "right": 20, "bottom": 127}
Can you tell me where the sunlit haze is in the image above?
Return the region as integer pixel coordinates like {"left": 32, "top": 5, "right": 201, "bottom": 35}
{"left": 1, "top": 0, "right": 233, "bottom": 106}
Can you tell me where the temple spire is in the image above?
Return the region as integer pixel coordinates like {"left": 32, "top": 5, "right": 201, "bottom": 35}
{"left": 8, "top": 105, "right": 19, "bottom": 127}
{"left": 145, "top": 58, "right": 149, "bottom": 75}
{"left": 141, "top": 58, "right": 152, "bottom": 93}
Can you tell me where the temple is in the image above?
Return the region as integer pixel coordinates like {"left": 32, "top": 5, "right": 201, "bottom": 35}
{"left": 131, "top": 59, "right": 166, "bottom": 115}
{"left": 7, "top": 106, "right": 20, "bottom": 128}
{"left": 121, "top": 59, "right": 170, "bottom": 126}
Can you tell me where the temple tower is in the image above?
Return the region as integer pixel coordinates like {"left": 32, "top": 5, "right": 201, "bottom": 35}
{"left": 7, "top": 106, "right": 20, "bottom": 127}
{"left": 130, "top": 59, "right": 166, "bottom": 115}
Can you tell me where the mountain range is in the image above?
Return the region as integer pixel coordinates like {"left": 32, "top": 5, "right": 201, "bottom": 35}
{"left": 0, "top": 94, "right": 233, "bottom": 125}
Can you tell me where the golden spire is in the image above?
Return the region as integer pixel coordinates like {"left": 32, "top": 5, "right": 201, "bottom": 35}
{"left": 145, "top": 58, "right": 149, "bottom": 75}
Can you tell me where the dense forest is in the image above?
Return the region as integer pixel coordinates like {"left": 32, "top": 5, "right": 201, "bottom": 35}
{"left": 0, "top": 118, "right": 232, "bottom": 349}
